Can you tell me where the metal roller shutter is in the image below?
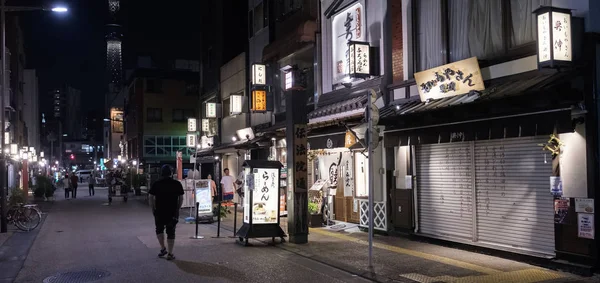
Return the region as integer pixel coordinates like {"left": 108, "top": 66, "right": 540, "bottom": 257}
{"left": 474, "top": 137, "right": 554, "bottom": 256}
{"left": 416, "top": 142, "right": 473, "bottom": 240}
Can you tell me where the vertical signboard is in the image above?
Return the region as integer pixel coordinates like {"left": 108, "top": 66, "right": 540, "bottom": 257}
{"left": 284, "top": 71, "right": 293, "bottom": 90}
{"left": 187, "top": 118, "right": 197, "bottom": 132}
{"left": 252, "top": 64, "right": 266, "bottom": 85}
{"left": 251, "top": 168, "right": 279, "bottom": 224}
{"left": 251, "top": 90, "right": 267, "bottom": 112}
{"left": 205, "top": 103, "right": 217, "bottom": 118}
{"left": 201, "top": 119, "right": 210, "bottom": 133}
{"left": 292, "top": 125, "right": 308, "bottom": 193}
{"left": 230, "top": 94, "right": 243, "bottom": 115}
{"left": 186, "top": 133, "right": 196, "bottom": 148}
{"left": 195, "top": 180, "right": 213, "bottom": 215}
{"left": 331, "top": 2, "right": 366, "bottom": 84}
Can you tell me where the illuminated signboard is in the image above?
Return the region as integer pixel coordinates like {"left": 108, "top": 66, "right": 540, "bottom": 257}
{"left": 251, "top": 90, "right": 267, "bottom": 112}
{"left": 252, "top": 64, "right": 266, "bottom": 85}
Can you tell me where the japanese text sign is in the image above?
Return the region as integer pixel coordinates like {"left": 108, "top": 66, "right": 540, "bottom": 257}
{"left": 252, "top": 90, "right": 267, "bottom": 112}
{"left": 252, "top": 64, "right": 266, "bottom": 85}
{"left": 187, "top": 118, "right": 197, "bottom": 132}
{"left": 251, "top": 168, "right": 279, "bottom": 224}
{"left": 186, "top": 133, "right": 196, "bottom": 148}
{"left": 205, "top": 102, "right": 217, "bottom": 118}
{"left": 293, "top": 124, "right": 308, "bottom": 193}
{"left": 230, "top": 94, "right": 243, "bottom": 115}
{"left": 348, "top": 42, "right": 370, "bottom": 77}
{"left": 414, "top": 57, "right": 485, "bottom": 102}
{"left": 332, "top": 2, "right": 365, "bottom": 84}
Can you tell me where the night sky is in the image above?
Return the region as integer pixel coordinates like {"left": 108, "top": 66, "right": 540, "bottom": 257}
{"left": 20, "top": 0, "right": 201, "bottom": 116}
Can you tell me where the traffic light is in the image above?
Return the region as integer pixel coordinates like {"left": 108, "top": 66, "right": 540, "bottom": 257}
{"left": 70, "top": 154, "right": 74, "bottom": 160}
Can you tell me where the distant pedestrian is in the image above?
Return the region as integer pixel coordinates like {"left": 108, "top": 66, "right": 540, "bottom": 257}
{"left": 70, "top": 173, "right": 79, "bottom": 198}
{"left": 63, "top": 175, "right": 71, "bottom": 199}
{"left": 89, "top": 175, "right": 95, "bottom": 196}
{"left": 149, "top": 165, "right": 184, "bottom": 260}
{"left": 220, "top": 168, "right": 236, "bottom": 202}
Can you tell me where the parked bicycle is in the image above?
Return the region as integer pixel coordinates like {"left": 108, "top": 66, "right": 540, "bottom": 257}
{"left": 7, "top": 203, "right": 42, "bottom": 231}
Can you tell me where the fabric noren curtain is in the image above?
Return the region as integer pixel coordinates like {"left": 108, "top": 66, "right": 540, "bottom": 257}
{"left": 510, "top": 0, "right": 552, "bottom": 46}
{"left": 449, "top": 0, "right": 502, "bottom": 61}
{"left": 417, "top": 0, "right": 444, "bottom": 71}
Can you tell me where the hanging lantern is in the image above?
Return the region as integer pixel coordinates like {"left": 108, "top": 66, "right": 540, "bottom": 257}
{"left": 534, "top": 6, "right": 572, "bottom": 68}
{"left": 347, "top": 41, "right": 371, "bottom": 78}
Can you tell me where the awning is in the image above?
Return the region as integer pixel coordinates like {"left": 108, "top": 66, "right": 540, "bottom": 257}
{"left": 194, "top": 148, "right": 214, "bottom": 157}
{"left": 308, "top": 94, "right": 367, "bottom": 124}
{"left": 213, "top": 136, "right": 271, "bottom": 154}
{"left": 380, "top": 69, "right": 578, "bottom": 121}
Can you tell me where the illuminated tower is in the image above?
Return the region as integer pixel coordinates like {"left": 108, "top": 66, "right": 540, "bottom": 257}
{"left": 106, "top": 0, "right": 123, "bottom": 96}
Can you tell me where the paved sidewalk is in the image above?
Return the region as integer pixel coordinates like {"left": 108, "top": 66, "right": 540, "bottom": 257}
{"left": 12, "top": 189, "right": 372, "bottom": 283}
{"left": 210, "top": 210, "right": 598, "bottom": 283}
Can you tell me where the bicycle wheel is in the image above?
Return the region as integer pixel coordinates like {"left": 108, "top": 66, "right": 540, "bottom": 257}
{"left": 15, "top": 207, "right": 42, "bottom": 231}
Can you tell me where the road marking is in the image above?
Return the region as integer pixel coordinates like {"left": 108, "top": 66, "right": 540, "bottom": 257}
{"left": 401, "top": 268, "right": 564, "bottom": 283}
{"left": 310, "top": 228, "right": 501, "bottom": 275}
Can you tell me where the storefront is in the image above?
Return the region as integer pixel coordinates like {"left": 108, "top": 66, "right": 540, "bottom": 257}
{"left": 382, "top": 59, "right": 587, "bottom": 257}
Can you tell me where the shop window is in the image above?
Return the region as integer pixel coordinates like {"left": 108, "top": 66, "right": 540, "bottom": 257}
{"left": 415, "top": 0, "right": 550, "bottom": 71}
{"left": 143, "top": 136, "right": 190, "bottom": 157}
{"left": 354, "top": 152, "right": 369, "bottom": 198}
{"left": 146, "top": 108, "right": 162, "bottom": 122}
{"left": 146, "top": 79, "right": 163, "bottom": 93}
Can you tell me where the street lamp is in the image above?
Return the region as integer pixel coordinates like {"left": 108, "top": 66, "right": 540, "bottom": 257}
{"left": 50, "top": 7, "right": 68, "bottom": 13}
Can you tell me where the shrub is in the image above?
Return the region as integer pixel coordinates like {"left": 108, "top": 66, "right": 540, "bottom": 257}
{"left": 8, "top": 187, "right": 25, "bottom": 206}
{"left": 308, "top": 202, "right": 319, "bottom": 215}
{"left": 34, "top": 175, "right": 54, "bottom": 197}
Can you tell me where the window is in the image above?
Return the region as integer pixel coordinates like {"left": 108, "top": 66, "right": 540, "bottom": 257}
{"left": 146, "top": 108, "right": 162, "bottom": 122}
{"left": 143, "top": 136, "right": 194, "bottom": 157}
{"left": 248, "top": 10, "right": 254, "bottom": 38}
{"left": 146, "top": 79, "right": 163, "bottom": 93}
{"left": 254, "top": 2, "right": 264, "bottom": 33}
{"left": 263, "top": 1, "right": 269, "bottom": 29}
{"left": 172, "top": 109, "right": 195, "bottom": 122}
{"left": 415, "top": 0, "right": 550, "bottom": 71}
{"left": 223, "top": 97, "right": 231, "bottom": 117}
{"left": 275, "top": 0, "right": 303, "bottom": 21}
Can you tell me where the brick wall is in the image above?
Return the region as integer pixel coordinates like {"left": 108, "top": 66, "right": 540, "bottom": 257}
{"left": 391, "top": 1, "right": 403, "bottom": 83}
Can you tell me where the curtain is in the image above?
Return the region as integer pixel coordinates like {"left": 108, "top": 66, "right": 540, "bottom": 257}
{"left": 511, "top": 0, "right": 552, "bottom": 46}
{"left": 468, "top": 0, "right": 504, "bottom": 59}
{"left": 417, "top": 0, "right": 444, "bottom": 71}
{"left": 449, "top": 0, "right": 471, "bottom": 62}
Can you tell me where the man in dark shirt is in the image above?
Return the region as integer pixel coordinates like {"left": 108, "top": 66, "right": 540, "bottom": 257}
{"left": 149, "top": 165, "right": 184, "bottom": 260}
{"left": 70, "top": 174, "right": 79, "bottom": 198}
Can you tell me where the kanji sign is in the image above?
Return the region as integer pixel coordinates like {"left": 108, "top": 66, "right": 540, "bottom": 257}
{"left": 534, "top": 6, "right": 573, "bottom": 68}
{"left": 252, "top": 90, "right": 267, "bottom": 112}
{"left": 252, "top": 64, "right": 266, "bottom": 85}
{"left": 186, "top": 133, "right": 196, "bottom": 148}
{"left": 187, "top": 118, "right": 197, "bottom": 132}
{"left": 348, "top": 41, "right": 370, "bottom": 77}
{"left": 230, "top": 94, "right": 243, "bottom": 115}
{"left": 205, "top": 102, "right": 217, "bottom": 118}
{"left": 414, "top": 57, "right": 485, "bottom": 102}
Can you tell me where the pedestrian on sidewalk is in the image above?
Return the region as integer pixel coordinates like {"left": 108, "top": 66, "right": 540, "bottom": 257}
{"left": 62, "top": 175, "right": 70, "bottom": 199}
{"left": 220, "top": 168, "right": 236, "bottom": 202}
{"left": 70, "top": 173, "right": 79, "bottom": 198}
{"left": 207, "top": 174, "right": 217, "bottom": 203}
{"left": 149, "top": 165, "right": 184, "bottom": 261}
{"left": 89, "top": 175, "right": 95, "bottom": 196}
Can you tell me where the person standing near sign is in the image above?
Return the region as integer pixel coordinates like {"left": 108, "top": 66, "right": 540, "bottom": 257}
{"left": 207, "top": 174, "right": 217, "bottom": 202}
{"left": 220, "top": 168, "right": 236, "bottom": 202}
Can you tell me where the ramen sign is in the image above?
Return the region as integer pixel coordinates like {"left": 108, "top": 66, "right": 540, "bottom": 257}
{"left": 250, "top": 168, "right": 279, "bottom": 224}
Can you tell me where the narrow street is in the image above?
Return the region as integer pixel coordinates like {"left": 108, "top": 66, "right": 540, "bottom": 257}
{"left": 7, "top": 185, "right": 368, "bottom": 283}
{"left": 0, "top": 185, "right": 596, "bottom": 283}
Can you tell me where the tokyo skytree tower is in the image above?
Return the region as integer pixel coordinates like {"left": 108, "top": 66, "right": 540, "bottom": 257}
{"left": 106, "top": 0, "right": 123, "bottom": 95}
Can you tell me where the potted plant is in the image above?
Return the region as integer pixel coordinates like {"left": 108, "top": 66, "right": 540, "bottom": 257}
{"left": 9, "top": 187, "right": 25, "bottom": 206}
{"left": 34, "top": 175, "right": 54, "bottom": 202}
{"left": 308, "top": 201, "right": 323, "bottom": 227}
{"left": 33, "top": 186, "right": 46, "bottom": 201}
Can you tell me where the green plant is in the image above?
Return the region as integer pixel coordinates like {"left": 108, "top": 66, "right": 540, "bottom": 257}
{"left": 213, "top": 205, "right": 229, "bottom": 218}
{"left": 34, "top": 186, "right": 45, "bottom": 198}
{"left": 308, "top": 202, "right": 319, "bottom": 215}
{"left": 34, "top": 175, "right": 54, "bottom": 198}
{"left": 8, "top": 187, "right": 25, "bottom": 206}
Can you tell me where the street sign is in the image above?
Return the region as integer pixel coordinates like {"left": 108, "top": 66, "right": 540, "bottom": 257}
{"left": 187, "top": 118, "right": 197, "bottom": 132}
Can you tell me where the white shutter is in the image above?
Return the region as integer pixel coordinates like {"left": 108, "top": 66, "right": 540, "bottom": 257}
{"left": 416, "top": 142, "right": 473, "bottom": 240}
{"left": 474, "top": 137, "right": 555, "bottom": 256}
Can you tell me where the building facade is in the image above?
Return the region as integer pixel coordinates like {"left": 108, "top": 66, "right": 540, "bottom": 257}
{"left": 124, "top": 67, "right": 199, "bottom": 167}
{"left": 23, "top": 69, "right": 39, "bottom": 150}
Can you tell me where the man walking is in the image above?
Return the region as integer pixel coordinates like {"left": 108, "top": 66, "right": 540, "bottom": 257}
{"left": 89, "top": 174, "right": 95, "bottom": 196}
{"left": 63, "top": 174, "right": 71, "bottom": 199}
{"left": 70, "top": 173, "right": 79, "bottom": 198}
{"left": 149, "top": 165, "right": 184, "bottom": 260}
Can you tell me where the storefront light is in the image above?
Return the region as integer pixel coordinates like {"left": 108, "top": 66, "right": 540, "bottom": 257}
{"left": 534, "top": 6, "right": 572, "bottom": 68}
{"left": 10, "top": 143, "right": 17, "bottom": 155}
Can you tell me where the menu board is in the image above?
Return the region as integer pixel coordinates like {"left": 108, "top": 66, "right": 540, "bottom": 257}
{"left": 195, "top": 180, "right": 212, "bottom": 215}
{"left": 251, "top": 168, "right": 279, "bottom": 224}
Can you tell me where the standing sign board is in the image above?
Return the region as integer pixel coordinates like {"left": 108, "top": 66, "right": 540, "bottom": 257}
{"left": 194, "top": 179, "right": 212, "bottom": 216}
{"left": 236, "top": 160, "right": 286, "bottom": 245}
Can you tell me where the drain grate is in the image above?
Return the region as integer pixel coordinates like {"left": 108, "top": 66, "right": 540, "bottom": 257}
{"left": 43, "top": 270, "right": 111, "bottom": 283}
